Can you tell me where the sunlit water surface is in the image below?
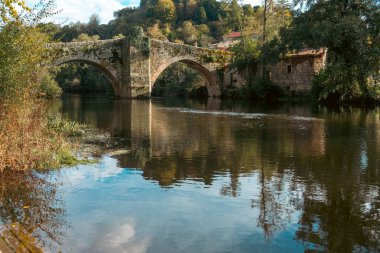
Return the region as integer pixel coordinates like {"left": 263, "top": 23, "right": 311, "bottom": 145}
{"left": 1, "top": 95, "right": 380, "bottom": 253}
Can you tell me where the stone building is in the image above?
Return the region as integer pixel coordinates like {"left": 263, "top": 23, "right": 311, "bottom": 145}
{"left": 267, "top": 48, "right": 327, "bottom": 95}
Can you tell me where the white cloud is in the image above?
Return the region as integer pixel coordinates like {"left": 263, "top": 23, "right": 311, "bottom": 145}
{"left": 241, "top": 0, "right": 262, "bottom": 6}
{"left": 26, "top": 0, "right": 126, "bottom": 24}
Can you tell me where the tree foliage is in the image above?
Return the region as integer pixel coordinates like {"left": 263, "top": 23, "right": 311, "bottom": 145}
{"left": 154, "top": 0, "right": 176, "bottom": 23}
{"left": 0, "top": 23, "right": 50, "bottom": 102}
{"left": 0, "top": 0, "right": 30, "bottom": 23}
{"left": 276, "top": 0, "right": 380, "bottom": 102}
{"left": 230, "top": 37, "right": 260, "bottom": 78}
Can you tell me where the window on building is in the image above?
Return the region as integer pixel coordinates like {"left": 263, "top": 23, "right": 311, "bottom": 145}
{"left": 267, "top": 71, "right": 272, "bottom": 80}
{"left": 287, "top": 65, "right": 292, "bottom": 73}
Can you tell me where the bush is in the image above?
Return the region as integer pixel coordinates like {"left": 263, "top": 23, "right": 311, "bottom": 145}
{"left": 311, "top": 64, "right": 380, "bottom": 104}
{"left": 0, "top": 23, "right": 50, "bottom": 103}
{"left": 40, "top": 73, "right": 62, "bottom": 98}
{"left": 237, "top": 76, "right": 285, "bottom": 101}
{"left": 0, "top": 103, "right": 76, "bottom": 171}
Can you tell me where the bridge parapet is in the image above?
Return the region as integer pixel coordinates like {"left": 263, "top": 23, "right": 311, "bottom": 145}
{"left": 150, "top": 39, "right": 231, "bottom": 67}
{"left": 48, "top": 37, "right": 243, "bottom": 98}
{"left": 48, "top": 38, "right": 122, "bottom": 47}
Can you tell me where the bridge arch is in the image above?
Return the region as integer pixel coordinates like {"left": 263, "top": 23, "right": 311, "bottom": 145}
{"left": 150, "top": 56, "right": 221, "bottom": 98}
{"left": 52, "top": 57, "right": 122, "bottom": 96}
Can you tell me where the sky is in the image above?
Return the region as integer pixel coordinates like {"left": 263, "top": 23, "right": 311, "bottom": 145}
{"left": 25, "top": 0, "right": 262, "bottom": 24}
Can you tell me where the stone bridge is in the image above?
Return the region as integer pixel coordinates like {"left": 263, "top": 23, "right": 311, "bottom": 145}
{"left": 48, "top": 35, "right": 241, "bottom": 98}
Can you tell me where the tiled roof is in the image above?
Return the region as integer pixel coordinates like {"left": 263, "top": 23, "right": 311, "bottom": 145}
{"left": 286, "top": 48, "right": 326, "bottom": 57}
{"left": 225, "top": 32, "right": 242, "bottom": 38}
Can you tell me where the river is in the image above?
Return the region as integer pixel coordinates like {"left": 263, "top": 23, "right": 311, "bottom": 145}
{"left": 1, "top": 94, "right": 379, "bottom": 253}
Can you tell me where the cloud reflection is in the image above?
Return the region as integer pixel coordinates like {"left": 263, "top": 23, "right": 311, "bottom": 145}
{"left": 95, "top": 220, "right": 151, "bottom": 253}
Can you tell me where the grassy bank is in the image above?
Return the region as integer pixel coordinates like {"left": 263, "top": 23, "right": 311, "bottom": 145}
{"left": 0, "top": 102, "right": 87, "bottom": 171}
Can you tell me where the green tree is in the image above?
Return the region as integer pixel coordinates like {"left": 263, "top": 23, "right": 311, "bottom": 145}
{"left": 178, "top": 20, "right": 198, "bottom": 45}
{"left": 154, "top": 0, "right": 176, "bottom": 23}
{"left": 221, "top": 0, "right": 244, "bottom": 31}
{"left": 230, "top": 36, "right": 260, "bottom": 80}
{"left": 199, "top": 0, "right": 220, "bottom": 21}
{"left": 196, "top": 6, "right": 207, "bottom": 24}
{"left": 72, "top": 33, "right": 100, "bottom": 42}
{"left": 0, "top": 23, "right": 50, "bottom": 101}
{"left": 280, "top": 0, "right": 380, "bottom": 102}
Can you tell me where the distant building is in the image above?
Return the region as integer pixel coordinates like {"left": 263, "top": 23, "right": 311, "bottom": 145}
{"left": 210, "top": 33, "right": 328, "bottom": 95}
{"left": 224, "top": 31, "right": 242, "bottom": 41}
{"left": 209, "top": 31, "right": 242, "bottom": 50}
{"left": 267, "top": 48, "right": 328, "bottom": 95}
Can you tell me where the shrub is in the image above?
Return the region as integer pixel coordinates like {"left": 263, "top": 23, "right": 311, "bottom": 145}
{"left": 40, "top": 73, "right": 62, "bottom": 98}
{"left": 237, "top": 76, "right": 285, "bottom": 101}
{"left": 0, "top": 103, "right": 76, "bottom": 171}
{"left": 311, "top": 64, "right": 380, "bottom": 104}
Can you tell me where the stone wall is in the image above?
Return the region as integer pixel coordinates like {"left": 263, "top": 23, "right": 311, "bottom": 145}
{"left": 49, "top": 37, "right": 246, "bottom": 98}
{"left": 148, "top": 39, "right": 233, "bottom": 98}
{"left": 267, "top": 49, "right": 327, "bottom": 95}
{"left": 49, "top": 39, "right": 126, "bottom": 96}
{"left": 128, "top": 42, "right": 152, "bottom": 98}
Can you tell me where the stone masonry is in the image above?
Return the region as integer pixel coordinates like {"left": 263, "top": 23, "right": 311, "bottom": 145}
{"left": 267, "top": 49, "right": 327, "bottom": 95}
{"left": 48, "top": 36, "right": 237, "bottom": 98}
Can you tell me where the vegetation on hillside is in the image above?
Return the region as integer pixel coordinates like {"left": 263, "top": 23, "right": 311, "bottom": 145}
{"left": 49, "top": 0, "right": 292, "bottom": 98}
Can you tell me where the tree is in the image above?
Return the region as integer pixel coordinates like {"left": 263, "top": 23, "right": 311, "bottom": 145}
{"left": 262, "top": 0, "right": 269, "bottom": 42}
{"left": 72, "top": 33, "right": 100, "bottom": 42}
{"left": 184, "top": 0, "right": 197, "bottom": 19}
{"left": 84, "top": 14, "right": 101, "bottom": 36}
{"left": 230, "top": 36, "right": 260, "bottom": 79}
{"left": 221, "top": 0, "right": 244, "bottom": 31}
{"left": 0, "top": 23, "right": 50, "bottom": 101}
{"left": 140, "top": 0, "right": 152, "bottom": 8}
{"left": 265, "top": 0, "right": 291, "bottom": 40}
{"left": 199, "top": 0, "right": 221, "bottom": 21}
{"left": 242, "top": 4, "right": 254, "bottom": 16}
{"left": 147, "top": 23, "right": 167, "bottom": 40}
{"left": 154, "top": 0, "right": 176, "bottom": 23}
{"left": 88, "top": 13, "right": 100, "bottom": 27}
{"left": 53, "top": 22, "right": 86, "bottom": 42}
{"left": 0, "top": 0, "right": 30, "bottom": 23}
{"left": 196, "top": 6, "right": 207, "bottom": 23}
{"left": 178, "top": 21, "right": 198, "bottom": 45}
{"left": 279, "top": 0, "right": 380, "bottom": 102}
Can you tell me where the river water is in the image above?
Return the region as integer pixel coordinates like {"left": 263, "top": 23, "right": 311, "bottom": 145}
{"left": 1, "top": 94, "right": 380, "bottom": 253}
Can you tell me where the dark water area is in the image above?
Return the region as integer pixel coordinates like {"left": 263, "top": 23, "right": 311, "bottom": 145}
{"left": 1, "top": 94, "right": 380, "bottom": 253}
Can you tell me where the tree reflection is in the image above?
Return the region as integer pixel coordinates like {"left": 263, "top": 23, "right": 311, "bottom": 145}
{"left": 295, "top": 186, "right": 380, "bottom": 252}
{"left": 0, "top": 170, "right": 67, "bottom": 251}
{"left": 55, "top": 96, "right": 380, "bottom": 252}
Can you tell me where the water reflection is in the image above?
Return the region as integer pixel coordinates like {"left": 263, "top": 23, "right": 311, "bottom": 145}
{"left": 47, "top": 96, "right": 380, "bottom": 252}
{"left": 0, "top": 170, "right": 66, "bottom": 251}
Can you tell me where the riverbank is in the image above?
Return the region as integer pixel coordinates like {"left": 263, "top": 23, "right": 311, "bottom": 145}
{"left": 0, "top": 101, "right": 125, "bottom": 172}
{"left": 46, "top": 114, "right": 130, "bottom": 165}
